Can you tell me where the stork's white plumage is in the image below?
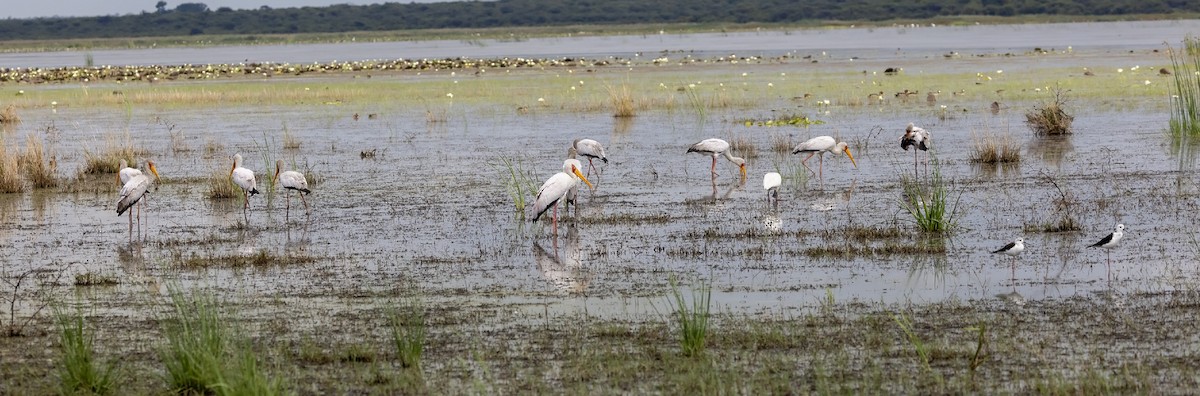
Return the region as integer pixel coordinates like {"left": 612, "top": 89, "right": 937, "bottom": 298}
{"left": 763, "top": 172, "right": 781, "bottom": 203}
{"left": 531, "top": 158, "right": 594, "bottom": 234}
{"left": 572, "top": 138, "right": 608, "bottom": 176}
{"left": 900, "top": 123, "right": 931, "bottom": 178}
{"left": 118, "top": 159, "right": 141, "bottom": 185}
{"left": 231, "top": 154, "right": 259, "bottom": 222}
{"left": 274, "top": 159, "right": 311, "bottom": 221}
{"left": 687, "top": 138, "right": 746, "bottom": 179}
{"left": 116, "top": 162, "right": 159, "bottom": 241}
{"left": 792, "top": 136, "right": 856, "bottom": 183}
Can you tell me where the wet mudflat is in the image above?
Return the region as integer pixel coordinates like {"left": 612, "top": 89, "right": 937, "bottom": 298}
{"left": 3, "top": 20, "right": 1200, "bottom": 393}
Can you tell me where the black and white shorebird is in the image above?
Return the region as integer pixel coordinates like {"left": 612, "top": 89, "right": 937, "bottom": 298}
{"left": 900, "top": 123, "right": 930, "bottom": 178}
{"left": 1088, "top": 223, "right": 1124, "bottom": 269}
{"left": 991, "top": 237, "right": 1025, "bottom": 281}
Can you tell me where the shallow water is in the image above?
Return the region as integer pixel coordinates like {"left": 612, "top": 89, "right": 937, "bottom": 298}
{"left": 1, "top": 19, "right": 1196, "bottom": 68}
{"left": 1, "top": 20, "right": 1198, "bottom": 322}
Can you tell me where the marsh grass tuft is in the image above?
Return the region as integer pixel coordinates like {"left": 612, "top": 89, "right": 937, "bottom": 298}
{"left": 175, "top": 250, "right": 316, "bottom": 268}
{"left": 728, "top": 135, "right": 757, "bottom": 158}
{"left": 0, "top": 141, "right": 23, "bottom": 193}
{"left": 1024, "top": 171, "right": 1082, "bottom": 233}
{"left": 80, "top": 133, "right": 140, "bottom": 176}
{"left": 490, "top": 156, "right": 538, "bottom": 218}
{"left": 20, "top": 134, "right": 57, "bottom": 188}
{"left": 206, "top": 169, "right": 240, "bottom": 199}
{"left": 607, "top": 83, "right": 637, "bottom": 118}
{"left": 969, "top": 131, "right": 1021, "bottom": 164}
{"left": 55, "top": 309, "right": 120, "bottom": 395}
{"left": 900, "top": 156, "right": 959, "bottom": 233}
{"left": 159, "top": 289, "right": 283, "bottom": 395}
{"left": 282, "top": 125, "right": 301, "bottom": 150}
{"left": 73, "top": 272, "right": 119, "bottom": 286}
{"left": 389, "top": 299, "right": 426, "bottom": 370}
{"left": 667, "top": 276, "right": 711, "bottom": 357}
{"left": 160, "top": 291, "right": 229, "bottom": 394}
{"left": 0, "top": 104, "right": 19, "bottom": 124}
{"left": 1025, "top": 86, "right": 1074, "bottom": 135}
{"left": 1169, "top": 36, "right": 1200, "bottom": 137}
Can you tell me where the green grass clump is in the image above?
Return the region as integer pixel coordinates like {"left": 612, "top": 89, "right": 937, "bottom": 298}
{"left": 55, "top": 310, "right": 120, "bottom": 395}
{"left": 900, "top": 155, "right": 959, "bottom": 233}
{"left": 667, "top": 276, "right": 711, "bottom": 357}
{"left": 389, "top": 300, "right": 426, "bottom": 370}
{"left": 1169, "top": 35, "right": 1200, "bottom": 137}
{"left": 159, "top": 290, "right": 284, "bottom": 395}
{"left": 490, "top": 156, "right": 538, "bottom": 218}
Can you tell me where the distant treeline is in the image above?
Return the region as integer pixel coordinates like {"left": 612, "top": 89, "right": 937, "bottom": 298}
{"left": 0, "top": 0, "right": 1196, "bottom": 41}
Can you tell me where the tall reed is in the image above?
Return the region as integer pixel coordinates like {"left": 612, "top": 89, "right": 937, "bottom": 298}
{"left": 491, "top": 156, "right": 538, "bottom": 218}
{"left": 0, "top": 141, "right": 22, "bottom": 193}
{"left": 20, "top": 134, "right": 57, "bottom": 188}
{"left": 1169, "top": 36, "right": 1200, "bottom": 137}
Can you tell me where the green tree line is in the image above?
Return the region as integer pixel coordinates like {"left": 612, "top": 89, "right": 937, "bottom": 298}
{"left": 0, "top": 0, "right": 1195, "bottom": 41}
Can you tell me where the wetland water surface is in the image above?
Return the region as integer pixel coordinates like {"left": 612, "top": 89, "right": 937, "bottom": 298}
{"left": 1, "top": 19, "right": 1199, "bottom": 392}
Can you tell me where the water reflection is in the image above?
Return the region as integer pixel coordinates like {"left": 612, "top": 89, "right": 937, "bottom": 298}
{"left": 532, "top": 225, "right": 587, "bottom": 294}
{"left": 1026, "top": 135, "right": 1074, "bottom": 169}
{"left": 612, "top": 116, "right": 634, "bottom": 136}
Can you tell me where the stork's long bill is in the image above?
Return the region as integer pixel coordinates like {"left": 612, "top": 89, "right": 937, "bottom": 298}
{"left": 739, "top": 163, "right": 747, "bottom": 178}
{"left": 572, "top": 165, "right": 594, "bottom": 189}
{"left": 148, "top": 161, "right": 160, "bottom": 180}
{"left": 844, "top": 147, "right": 857, "bottom": 168}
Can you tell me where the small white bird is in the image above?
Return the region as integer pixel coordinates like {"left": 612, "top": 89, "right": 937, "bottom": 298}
{"left": 231, "top": 154, "right": 259, "bottom": 223}
{"left": 687, "top": 138, "right": 746, "bottom": 179}
{"left": 116, "top": 162, "right": 160, "bottom": 241}
{"left": 273, "top": 159, "right": 311, "bottom": 221}
{"left": 572, "top": 138, "right": 608, "bottom": 176}
{"left": 992, "top": 237, "right": 1025, "bottom": 280}
{"left": 1089, "top": 224, "right": 1124, "bottom": 269}
{"left": 763, "top": 172, "right": 781, "bottom": 204}
{"left": 791, "top": 136, "right": 856, "bottom": 183}
{"left": 531, "top": 157, "right": 594, "bottom": 234}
